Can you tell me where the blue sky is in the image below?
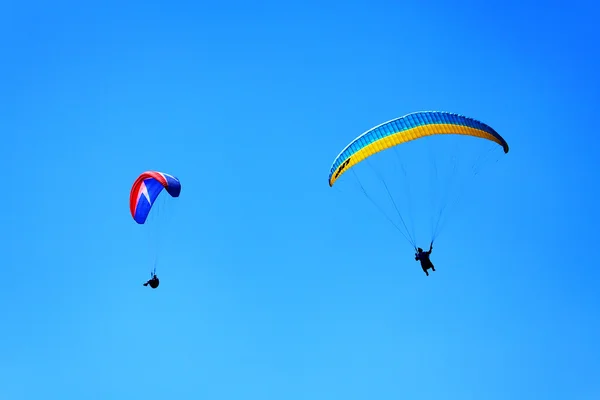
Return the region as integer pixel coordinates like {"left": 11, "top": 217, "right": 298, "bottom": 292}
{"left": 1, "top": 0, "right": 599, "bottom": 399}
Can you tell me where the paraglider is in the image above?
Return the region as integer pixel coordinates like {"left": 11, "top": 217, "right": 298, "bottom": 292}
{"left": 328, "top": 111, "right": 509, "bottom": 276}
{"left": 130, "top": 171, "right": 181, "bottom": 224}
{"left": 328, "top": 111, "right": 508, "bottom": 187}
{"left": 130, "top": 171, "right": 181, "bottom": 287}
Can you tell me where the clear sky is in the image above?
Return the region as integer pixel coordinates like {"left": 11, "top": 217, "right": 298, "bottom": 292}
{"left": 1, "top": 0, "right": 599, "bottom": 399}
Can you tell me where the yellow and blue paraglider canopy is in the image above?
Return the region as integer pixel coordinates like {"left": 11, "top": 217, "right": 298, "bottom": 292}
{"left": 328, "top": 111, "right": 509, "bottom": 187}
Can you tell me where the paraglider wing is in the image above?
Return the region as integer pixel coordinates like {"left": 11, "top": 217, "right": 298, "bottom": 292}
{"left": 328, "top": 111, "right": 509, "bottom": 187}
{"left": 129, "top": 171, "right": 181, "bottom": 224}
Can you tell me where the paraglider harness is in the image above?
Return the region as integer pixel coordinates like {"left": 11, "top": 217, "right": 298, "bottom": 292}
{"left": 415, "top": 242, "right": 435, "bottom": 275}
{"left": 143, "top": 268, "right": 160, "bottom": 289}
{"left": 415, "top": 242, "right": 433, "bottom": 260}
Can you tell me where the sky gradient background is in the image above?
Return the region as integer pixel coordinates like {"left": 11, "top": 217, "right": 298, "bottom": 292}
{"left": 1, "top": 0, "right": 599, "bottom": 399}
